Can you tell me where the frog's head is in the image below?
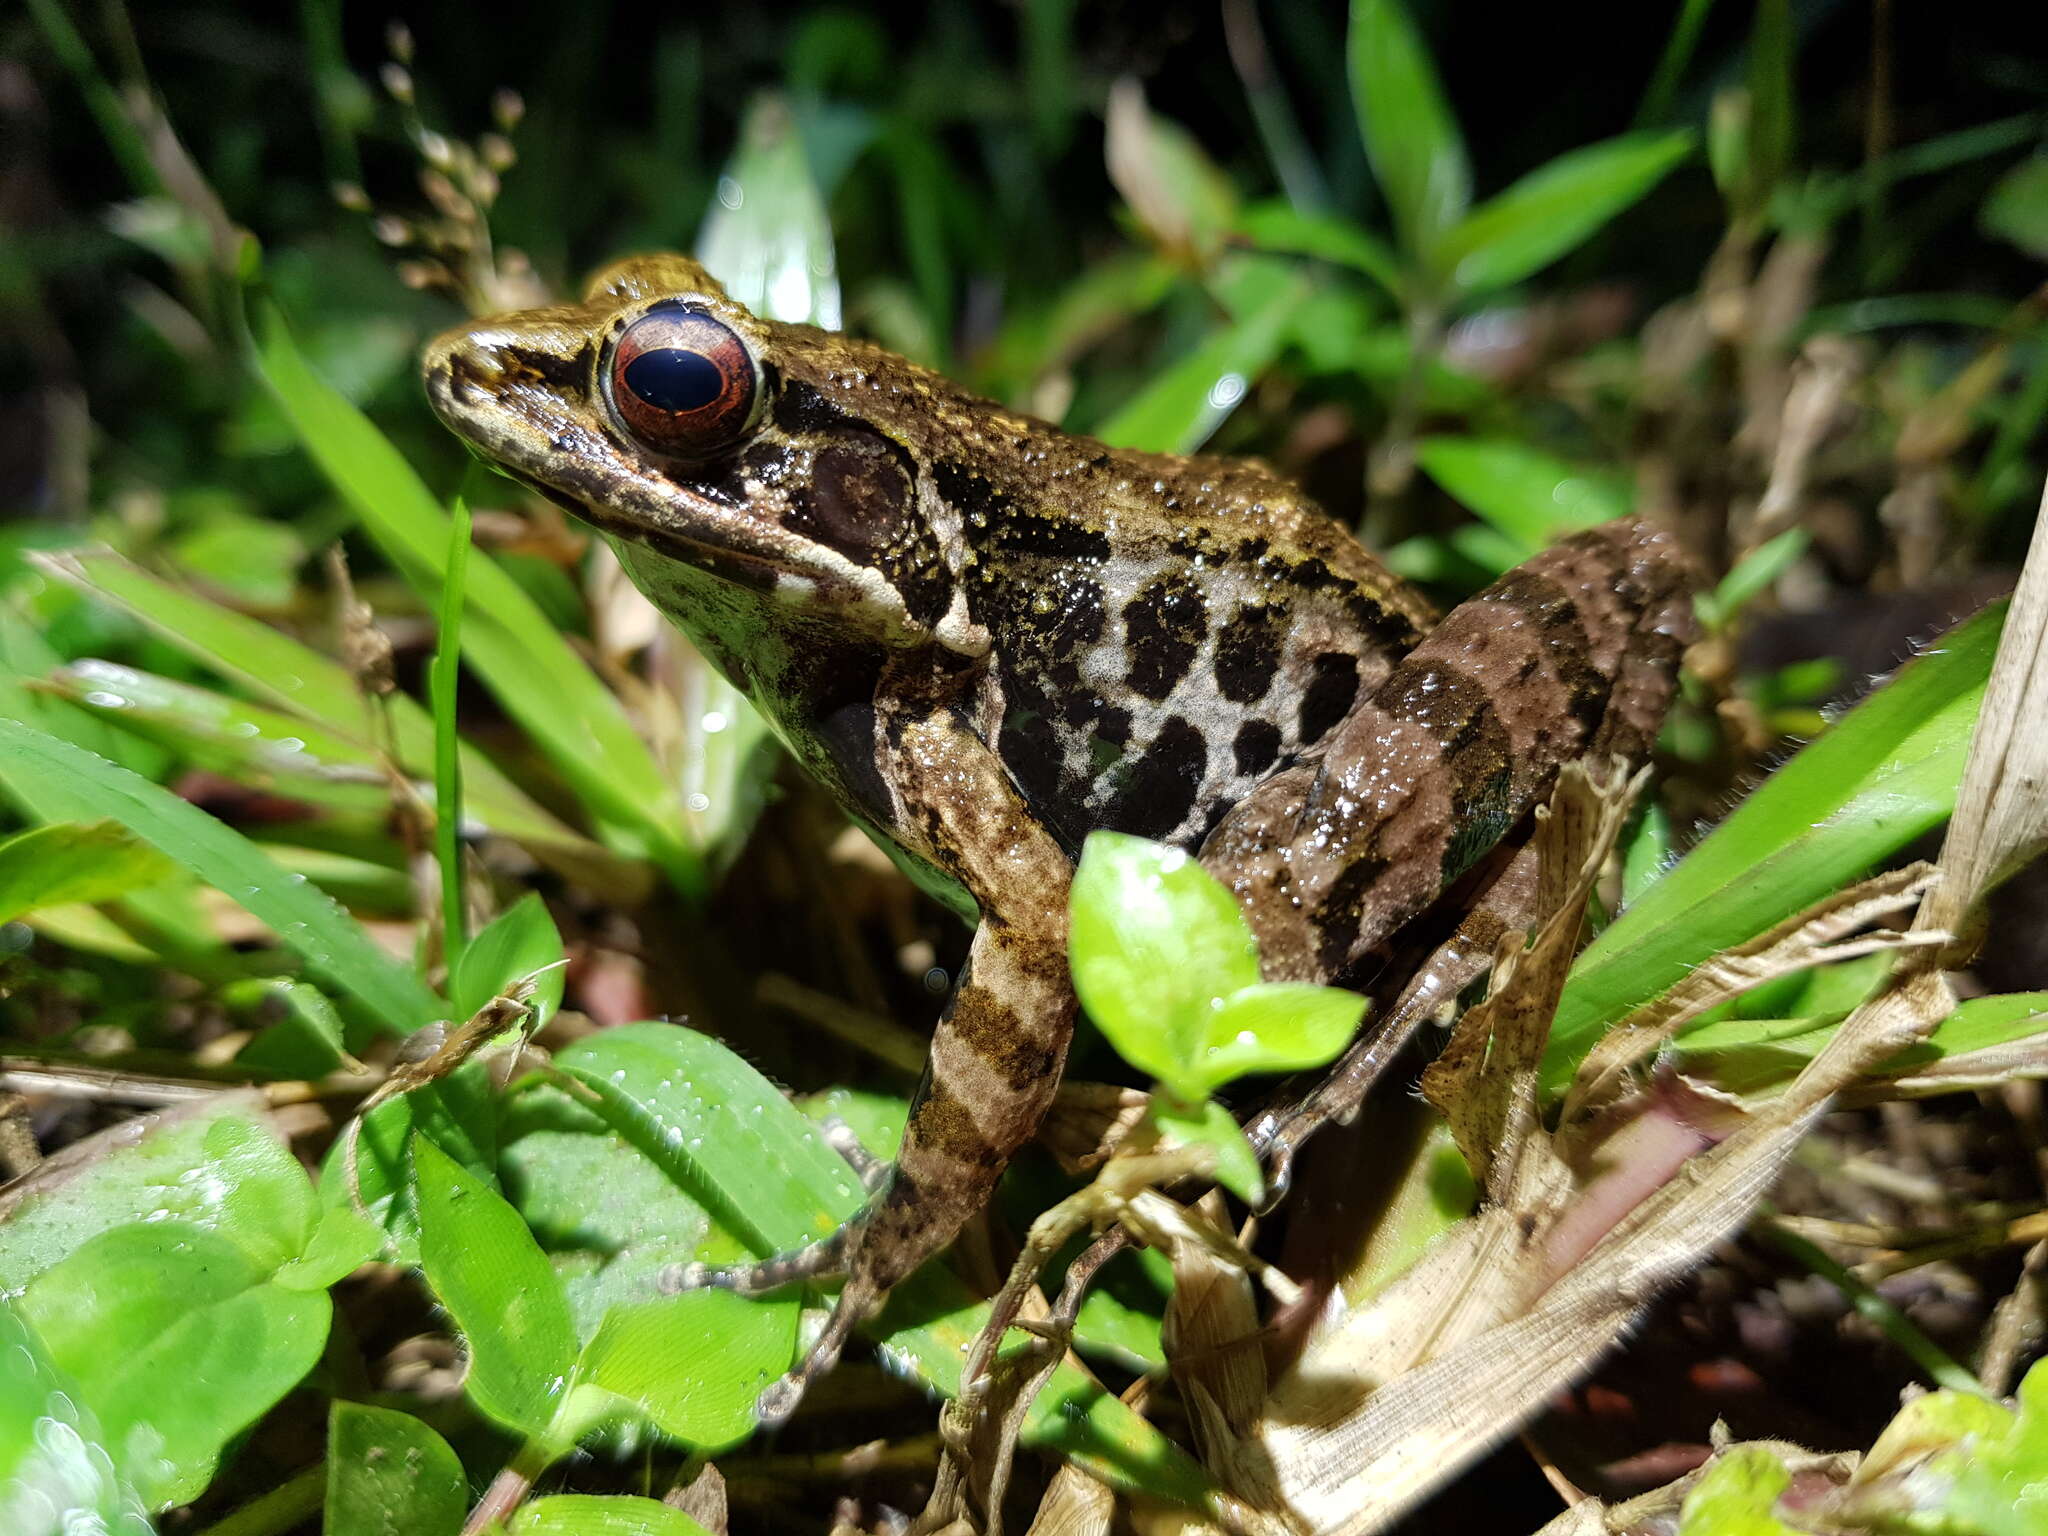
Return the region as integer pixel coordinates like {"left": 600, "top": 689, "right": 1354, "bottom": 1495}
{"left": 424, "top": 253, "right": 982, "bottom": 655}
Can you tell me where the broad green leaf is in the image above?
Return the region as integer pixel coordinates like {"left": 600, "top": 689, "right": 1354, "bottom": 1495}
{"left": 37, "top": 553, "right": 613, "bottom": 876}
{"left": 0, "top": 1303, "right": 151, "bottom": 1536}
{"left": 1435, "top": 131, "right": 1692, "bottom": 296}
{"left": 0, "top": 717, "right": 441, "bottom": 1037}
{"left": 1096, "top": 259, "right": 1310, "bottom": 454}
{"left": 18, "top": 1223, "right": 330, "bottom": 1508}
{"left": 413, "top": 1135, "right": 577, "bottom": 1441}
{"left": 1153, "top": 1098, "right": 1263, "bottom": 1205}
{"left": 512, "top": 1495, "right": 713, "bottom": 1536}
{"left": 1982, "top": 156, "right": 2048, "bottom": 261}
{"left": 450, "top": 893, "right": 566, "bottom": 1035}
{"left": 325, "top": 1401, "right": 466, "bottom": 1536}
{"left": 251, "top": 302, "right": 703, "bottom": 899}
{"left": 1069, "top": 832, "right": 1262, "bottom": 1098}
{"left": 322, "top": 1063, "right": 500, "bottom": 1266}
{"left": 571, "top": 1289, "right": 798, "bottom": 1450}
{"left": 1348, "top": 0, "right": 1470, "bottom": 262}
{"left": 0, "top": 1094, "right": 319, "bottom": 1288}
{"left": 273, "top": 1204, "right": 383, "bottom": 1292}
{"left": 1415, "top": 437, "right": 1628, "bottom": 552}
{"left": 1676, "top": 1445, "right": 1800, "bottom": 1535}
{"left": 556, "top": 1025, "right": 1212, "bottom": 1504}
{"left": 0, "top": 821, "right": 174, "bottom": 922}
{"left": 556, "top": 1022, "right": 865, "bottom": 1255}
{"left": 1202, "top": 983, "right": 1366, "bottom": 1089}
{"left": 497, "top": 1088, "right": 718, "bottom": 1337}
{"left": 1234, "top": 200, "right": 1404, "bottom": 297}
{"left": 1883, "top": 1359, "right": 2048, "bottom": 1536}
{"left": 1544, "top": 602, "right": 2003, "bottom": 1091}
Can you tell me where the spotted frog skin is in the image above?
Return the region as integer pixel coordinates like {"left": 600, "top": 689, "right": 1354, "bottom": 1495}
{"left": 424, "top": 254, "right": 1697, "bottom": 1416}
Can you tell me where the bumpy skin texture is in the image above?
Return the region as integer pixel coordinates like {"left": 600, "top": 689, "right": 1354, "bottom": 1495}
{"left": 422, "top": 254, "right": 1699, "bottom": 1414}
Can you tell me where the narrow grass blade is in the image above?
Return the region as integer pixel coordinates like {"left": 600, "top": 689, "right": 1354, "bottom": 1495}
{"left": 0, "top": 717, "right": 442, "bottom": 1036}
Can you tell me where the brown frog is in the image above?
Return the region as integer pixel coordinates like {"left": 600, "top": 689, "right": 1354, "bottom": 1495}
{"left": 423, "top": 254, "right": 1697, "bottom": 1419}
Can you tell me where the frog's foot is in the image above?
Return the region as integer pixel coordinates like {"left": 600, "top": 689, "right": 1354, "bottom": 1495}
{"left": 753, "top": 1276, "right": 884, "bottom": 1429}
{"left": 817, "top": 1115, "right": 891, "bottom": 1192}
{"left": 658, "top": 1224, "right": 854, "bottom": 1297}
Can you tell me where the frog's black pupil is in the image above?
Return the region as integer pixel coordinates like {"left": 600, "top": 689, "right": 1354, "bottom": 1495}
{"left": 624, "top": 348, "right": 724, "bottom": 413}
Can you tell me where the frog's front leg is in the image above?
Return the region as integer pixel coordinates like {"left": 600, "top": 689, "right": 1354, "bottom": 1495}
{"left": 753, "top": 689, "right": 1077, "bottom": 1425}
{"left": 1203, "top": 519, "right": 1696, "bottom": 986}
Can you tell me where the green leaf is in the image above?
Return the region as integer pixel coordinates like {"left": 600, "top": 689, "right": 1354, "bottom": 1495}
{"left": 1069, "top": 832, "right": 1262, "bottom": 1099}
{"left": 555, "top": 1025, "right": 1212, "bottom": 1505}
{"left": 1676, "top": 1445, "right": 1800, "bottom": 1535}
{"left": 322, "top": 1064, "right": 500, "bottom": 1267}
{"left": 0, "top": 1302, "right": 152, "bottom": 1536}
{"left": 1544, "top": 602, "right": 2003, "bottom": 1091}
{"left": 0, "top": 1094, "right": 322, "bottom": 1287}
{"left": 1096, "top": 258, "right": 1311, "bottom": 454}
{"left": 412, "top": 1134, "right": 578, "bottom": 1442}
{"left": 0, "top": 820, "right": 175, "bottom": 922}
{"left": 570, "top": 1289, "right": 799, "bottom": 1451}
{"left": 1438, "top": 131, "right": 1692, "bottom": 296}
{"left": 1153, "top": 1098, "right": 1264, "bottom": 1205}
{"left": 555, "top": 1022, "right": 865, "bottom": 1256}
{"left": 0, "top": 717, "right": 442, "bottom": 1037}
{"left": 1234, "top": 200, "right": 1403, "bottom": 297}
{"left": 251, "top": 302, "right": 703, "bottom": 899}
{"left": 1414, "top": 437, "right": 1629, "bottom": 553}
{"left": 1895, "top": 1359, "right": 2048, "bottom": 1536}
{"left": 325, "top": 1401, "right": 467, "bottom": 1536}
{"left": 231, "top": 976, "right": 351, "bottom": 1078}
{"left": 18, "top": 1223, "right": 330, "bottom": 1508}
{"left": 1698, "top": 528, "right": 1811, "bottom": 631}
{"left": 38, "top": 552, "right": 612, "bottom": 875}
{"left": 699, "top": 91, "right": 841, "bottom": 329}
{"left": 1202, "top": 983, "right": 1367, "bottom": 1088}
{"left": 1982, "top": 156, "right": 2048, "bottom": 261}
{"left": 450, "top": 893, "right": 566, "bottom": 1035}
{"left": 511, "top": 1495, "right": 713, "bottom": 1536}
{"left": 1106, "top": 79, "right": 1240, "bottom": 258}
{"left": 1348, "top": 0, "right": 1470, "bottom": 263}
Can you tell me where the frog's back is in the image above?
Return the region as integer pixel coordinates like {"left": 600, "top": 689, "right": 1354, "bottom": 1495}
{"left": 948, "top": 421, "right": 1437, "bottom": 855}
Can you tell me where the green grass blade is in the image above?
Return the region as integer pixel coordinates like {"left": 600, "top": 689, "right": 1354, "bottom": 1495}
{"left": 1543, "top": 602, "right": 2004, "bottom": 1091}
{"left": 250, "top": 300, "right": 704, "bottom": 899}
{"left": 432, "top": 498, "right": 472, "bottom": 965}
{"left": 1413, "top": 436, "right": 1628, "bottom": 552}
{"left": 0, "top": 717, "right": 442, "bottom": 1036}
{"left": 37, "top": 551, "right": 612, "bottom": 871}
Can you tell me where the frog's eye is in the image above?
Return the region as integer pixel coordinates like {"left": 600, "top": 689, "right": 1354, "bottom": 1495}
{"left": 608, "top": 308, "right": 763, "bottom": 459}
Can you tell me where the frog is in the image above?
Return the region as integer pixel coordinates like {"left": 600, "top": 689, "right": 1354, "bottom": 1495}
{"left": 423, "top": 253, "right": 1698, "bottom": 1421}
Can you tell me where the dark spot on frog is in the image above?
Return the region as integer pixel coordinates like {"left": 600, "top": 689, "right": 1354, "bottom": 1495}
{"left": 772, "top": 377, "right": 854, "bottom": 436}
{"left": 1101, "top": 714, "right": 1204, "bottom": 842}
{"left": 1122, "top": 574, "right": 1207, "bottom": 701}
{"left": 1233, "top": 718, "right": 1282, "bottom": 776}
{"left": 1298, "top": 653, "right": 1361, "bottom": 745}
{"left": 1215, "top": 602, "right": 1283, "bottom": 704}
{"left": 504, "top": 342, "right": 594, "bottom": 392}
{"left": 1313, "top": 847, "right": 1398, "bottom": 977}
{"left": 1376, "top": 662, "right": 1516, "bottom": 883}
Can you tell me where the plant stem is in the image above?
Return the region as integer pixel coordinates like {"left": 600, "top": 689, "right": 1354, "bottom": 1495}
{"left": 1760, "top": 1211, "right": 1984, "bottom": 1395}
{"left": 192, "top": 1465, "right": 325, "bottom": 1536}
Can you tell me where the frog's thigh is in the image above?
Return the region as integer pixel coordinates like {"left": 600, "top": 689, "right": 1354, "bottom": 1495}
{"left": 1203, "top": 520, "right": 1695, "bottom": 986}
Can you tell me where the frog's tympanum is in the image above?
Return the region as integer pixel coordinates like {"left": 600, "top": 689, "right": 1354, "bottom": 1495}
{"left": 425, "top": 254, "right": 1697, "bottom": 1419}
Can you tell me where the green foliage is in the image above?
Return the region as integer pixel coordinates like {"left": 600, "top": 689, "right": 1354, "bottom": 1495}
{"left": 1676, "top": 1446, "right": 1802, "bottom": 1535}
{"left": 0, "top": 820, "right": 174, "bottom": 923}
{"left": 0, "top": 716, "right": 443, "bottom": 1037}
{"left": 325, "top": 1402, "right": 467, "bottom": 1536}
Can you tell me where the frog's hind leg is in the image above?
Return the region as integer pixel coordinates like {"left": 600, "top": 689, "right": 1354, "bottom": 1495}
{"left": 660, "top": 1225, "right": 855, "bottom": 1296}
